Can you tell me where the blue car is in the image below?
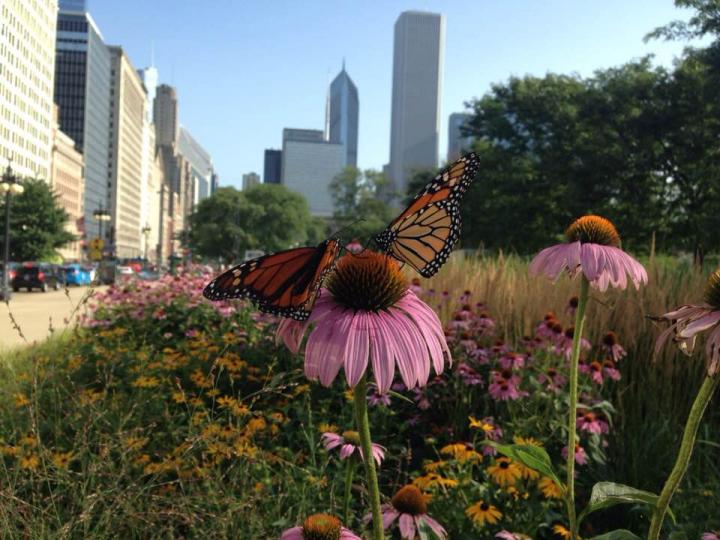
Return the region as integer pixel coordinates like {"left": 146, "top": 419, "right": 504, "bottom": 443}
{"left": 64, "top": 264, "right": 91, "bottom": 286}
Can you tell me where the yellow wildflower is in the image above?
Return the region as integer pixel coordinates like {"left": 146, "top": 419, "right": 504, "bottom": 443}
{"left": 51, "top": 451, "right": 74, "bottom": 469}
{"left": 466, "top": 500, "right": 502, "bottom": 527}
{"left": 513, "top": 435, "right": 543, "bottom": 447}
{"left": 538, "top": 476, "right": 563, "bottom": 499}
{"left": 294, "top": 384, "right": 310, "bottom": 396}
{"left": 424, "top": 460, "right": 447, "bottom": 473}
{"left": 413, "top": 472, "right": 458, "bottom": 490}
{"left": 171, "top": 391, "right": 187, "bottom": 403}
{"left": 1, "top": 445, "right": 19, "bottom": 457}
{"left": 123, "top": 436, "right": 149, "bottom": 452}
{"left": 14, "top": 393, "right": 30, "bottom": 408}
{"left": 486, "top": 457, "right": 522, "bottom": 486}
{"left": 190, "top": 369, "right": 213, "bottom": 389}
{"left": 132, "top": 376, "right": 160, "bottom": 388}
{"left": 20, "top": 454, "right": 40, "bottom": 470}
{"left": 318, "top": 423, "right": 338, "bottom": 434}
{"left": 206, "top": 388, "right": 221, "bottom": 398}
{"left": 552, "top": 524, "right": 572, "bottom": 539}
{"left": 469, "top": 416, "right": 496, "bottom": 433}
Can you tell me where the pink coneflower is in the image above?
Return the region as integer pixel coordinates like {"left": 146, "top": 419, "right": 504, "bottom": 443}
{"left": 489, "top": 375, "right": 526, "bottom": 401}
{"left": 321, "top": 431, "right": 385, "bottom": 465}
{"left": 566, "top": 295, "right": 579, "bottom": 317}
{"left": 536, "top": 317, "right": 559, "bottom": 340}
{"left": 576, "top": 410, "right": 609, "bottom": 434}
{"left": 457, "top": 362, "right": 483, "bottom": 386}
{"left": 702, "top": 531, "right": 720, "bottom": 540}
{"left": 555, "top": 327, "right": 591, "bottom": 360}
{"left": 561, "top": 443, "right": 588, "bottom": 465}
{"left": 499, "top": 352, "right": 526, "bottom": 370}
{"left": 454, "top": 304, "right": 475, "bottom": 320}
{"left": 602, "top": 359, "right": 621, "bottom": 382}
{"left": 277, "top": 251, "right": 450, "bottom": 393}
{"left": 410, "top": 277, "right": 423, "bottom": 295}
{"left": 602, "top": 331, "right": 626, "bottom": 362}
{"left": 367, "top": 384, "right": 391, "bottom": 407}
{"left": 281, "top": 513, "right": 361, "bottom": 540}
{"left": 654, "top": 269, "right": 720, "bottom": 376}
{"left": 529, "top": 215, "right": 648, "bottom": 291}
{"left": 538, "top": 367, "right": 567, "bottom": 392}
{"left": 448, "top": 313, "right": 470, "bottom": 332}
{"left": 475, "top": 311, "right": 496, "bottom": 336}
{"left": 366, "top": 485, "right": 447, "bottom": 540}
{"left": 580, "top": 360, "right": 605, "bottom": 385}
{"left": 460, "top": 289, "right": 472, "bottom": 303}
{"left": 345, "top": 239, "right": 363, "bottom": 254}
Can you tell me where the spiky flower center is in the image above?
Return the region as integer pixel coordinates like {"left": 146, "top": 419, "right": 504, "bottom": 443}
{"left": 602, "top": 331, "right": 618, "bottom": 346}
{"left": 568, "top": 296, "right": 579, "bottom": 309}
{"left": 302, "top": 513, "right": 342, "bottom": 540}
{"left": 326, "top": 251, "right": 407, "bottom": 311}
{"left": 565, "top": 215, "right": 621, "bottom": 247}
{"left": 480, "top": 502, "right": 490, "bottom": 511}
{"left": 341, "top": 430, "right": 361, "bottom": 446}
{"left": 391, "top": 485, "right": 427, "bottom": 515}
{"left": 704, "top": 269, "right": 720, "bottom": 309}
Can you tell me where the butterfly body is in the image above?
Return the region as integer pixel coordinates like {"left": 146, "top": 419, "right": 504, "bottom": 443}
{"left": 202, "top": 238, "right": 339, "bottom": 321}
{"left": 374, "top": 152, "right": 479, "bottom": 277}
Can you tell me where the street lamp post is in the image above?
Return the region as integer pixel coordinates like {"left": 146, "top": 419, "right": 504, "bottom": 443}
{"left": 92, "top": 206, "right": 111, "bottom": 258}
{"left": 1, "top": 163, "right": 24, "bottom": 302}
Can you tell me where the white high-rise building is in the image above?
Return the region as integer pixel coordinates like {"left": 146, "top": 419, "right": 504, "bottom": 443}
{"left": 0, "top": 0, "right": 58, "bottom": 178}
{"left": 388, "top": 11, "right": 445, "bottom": 197}
{"left": 281, "top": 128, "right": 343, "bottom": 218}
{"left": 242, "top": 172, "right": 260, "bottom": 190}
{"left": 447, "top": 112, "right": 473, "bottom": 162}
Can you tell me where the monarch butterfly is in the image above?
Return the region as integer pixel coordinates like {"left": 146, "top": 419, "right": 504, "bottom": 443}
{"left": 202, "top": 238, "right": 340, "bottom": 321}
{"left": 374, "top": 152, "right": 480, "bottom": 277}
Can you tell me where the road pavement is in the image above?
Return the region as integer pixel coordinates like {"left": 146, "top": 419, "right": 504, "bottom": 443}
{"left": 0, "top": 285, "right": 105, "bottom": 350}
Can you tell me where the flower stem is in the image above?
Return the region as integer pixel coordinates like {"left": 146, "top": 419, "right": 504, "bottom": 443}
{"left": 647, "top": 374, "right": 719, "bottom": 540}
{"left": 353, "top": 375, "right": 384, "bottom": 540}
{"left": 343, "top": 455, "right": 355, "bottom": 526}
{"left": 566, "top": 275, "right": 589, "bottom": 539}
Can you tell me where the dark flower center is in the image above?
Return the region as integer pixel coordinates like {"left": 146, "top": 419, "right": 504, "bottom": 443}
{"left": 551, "top": 323, "right": 563, "bottom": 334}
{"left": 391, "top": 485, "right": 427, "bottom": 515}
{"left": 480, "top": 502, "right": 490, "bottom": 511}
{"left": 564, "top": 327, "right": 575, "bottom": 339}
{"left": 603, "top": 331, "right": 618, "bottom": 346}
{"left": 341, "top": 430, "right": 360, "bottom": 446}
{"left": 568, "top": 296, "right": 579, "bottom": 308}
{"left": 302, "top": 513, "right": 342, "bottom": 540}
{"left": 547, "top": 368, "right": 557, "bottom": 377}
{"left": 326, "top": 251, "right": 407, "bottom": 311}
{"left": 499, "top": 461, "right": 510, "bottom": 469}
{"left": 590, "top": 361, "right": 601, "bottom": 372}
{"left": 704, "top": 269, "right": 720, "bottom": 309}
{"left": 565, "top": 215, "right": 621, "bottom": 247}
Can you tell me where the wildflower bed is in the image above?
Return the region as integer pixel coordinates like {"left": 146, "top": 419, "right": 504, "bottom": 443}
{"left": 0, "top": 260, "right": 718, "bottom": 538}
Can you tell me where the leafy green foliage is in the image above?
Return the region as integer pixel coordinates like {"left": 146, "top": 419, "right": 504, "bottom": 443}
{"left": 483, "top": 441, "right": 564, "bottom": 488}
{"left": 589, "top": 529, "right": 642, "bottom": 540}
{"left": 329, "top": 166, "right": 394, "bottom": 243}
{"left": 578, "top": 482, "right": 670, "bottom": 524}
{"left": 186, "top": 184, "right": 314, "bottom": 262}
{"left": 0, "top": 177, "right": 75, "bottom": 261}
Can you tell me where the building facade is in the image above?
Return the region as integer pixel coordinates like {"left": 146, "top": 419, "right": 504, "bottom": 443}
{"left": 154, "top": 83, "right": 178, "bottom": 147}
{"left": 54, "top": 3, "right": 112, "bottom": 241}
{"left": 108, "top": 46, "right": 146, "bottom": 259}
{"left": 388, "top": 11, "right": 445, "bottom": 197}
{"left": 50, "top": 106, "right": 84, "bottom": 260}
{"left": 1, "top": 0, "right": 58, "bottom": 178}
{"left": 263, "top": 149, "right": 281, "bottom": 184}
{"left": 281, "top": 128, "right": 343, "bottom": 218}
{"left": 447, "top": 112, "right": 473, "bottom": 162}
{"left": 242, "top": 172, "right": 260, "bottom": 190}
{"left": 178, "top": 126, "right": 213, "bottom": 207}
{"left": 327, "top": 64, "right": 359, "bottom": 167}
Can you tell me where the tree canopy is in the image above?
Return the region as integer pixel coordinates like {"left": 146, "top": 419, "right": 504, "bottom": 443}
{"left": 0, "top": 177, "right": 75, "bottom": 261}
{"left": 186, "top": 184, "right": 314, "bottom": 263}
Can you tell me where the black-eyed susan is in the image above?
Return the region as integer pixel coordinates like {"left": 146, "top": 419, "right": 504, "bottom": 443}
{"left": 466, "top": 500, "right": 502, "bottom": 527}
{"left": 486, "top": 457, "right": 522, "bottom": 486}
{"left": 538, "top": 476, "right": 563, "bottom": 499}
{"left": 552, "top": 524, "right": 573, "bottom": 539}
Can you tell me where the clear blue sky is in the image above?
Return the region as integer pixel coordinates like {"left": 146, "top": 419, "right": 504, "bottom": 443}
{"left": 88, "top": 0, "right": 698, "bottom": 188}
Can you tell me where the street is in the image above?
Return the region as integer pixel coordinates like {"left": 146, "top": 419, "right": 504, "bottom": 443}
{"left": 0, "top": 285, "right": 105, "bottom": 350}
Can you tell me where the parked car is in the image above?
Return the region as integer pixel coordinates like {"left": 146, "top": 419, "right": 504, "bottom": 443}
{"left": 0, "top": 261, "right": 20, "bottom": 282}
{"left": 12, "top": 263, "right": 65, "bottom": 292}
{"left": 64, "top": 263, "right": 91, "bottom": 286}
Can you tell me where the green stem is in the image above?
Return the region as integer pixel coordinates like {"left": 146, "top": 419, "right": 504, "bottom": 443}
{"left": 647, "top": 374, "right": 719, "bottom": 540}
{"left": 353, "top": 375, "right": 384, "bottom": 540}
{"left": 566, "top": 275, "right": 589, "bottom": 539}
{"left": 343, "top": 455, "right": 355, "bottom": 527}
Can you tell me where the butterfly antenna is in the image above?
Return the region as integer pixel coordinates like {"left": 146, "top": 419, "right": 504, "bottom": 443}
{"left": 331, "top": 218, "right": 366, "bottom": 242}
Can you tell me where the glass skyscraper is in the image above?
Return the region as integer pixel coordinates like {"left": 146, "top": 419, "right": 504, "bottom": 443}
{"left": 263, "top": 149, "right": 282, "bottom": 184}
{"left": 54, "top": 7, "right": 112, "bottom": 240}
{"left": 327, "top": 63, "right": 359, "bottom": 168}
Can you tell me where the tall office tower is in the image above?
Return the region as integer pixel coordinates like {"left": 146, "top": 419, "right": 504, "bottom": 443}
{"left": 388, "top": 11, "right": 445, "bottom": 197}
{"left": 178, "top": 127, "right": 213, "bottom": 207}
{"left": 0, "top": 0, "right": 58, "bottom": 178}
{"left": 55, "top": 2, "right": 112, "bottom": 240}
{"left": 327, "top": 62, "right": 359, "bottom": 167}
{"left": 210, "top": 172, "right": 219, "bottom": 193}
{"left": 263, "top": 149, "right": 282, "bottom": 184}
{"left": 242, "top": 172, "right": 260, "bottom": 190}
{"left": 154, "top": 84, "right": 179, "bottom": 147}
{"left": 137, "top": 66, "right": 159, "bottom": 121}
{"left": 447, "top": 112, "right": 473, "bottom": 162}
{"left": 108, "top": 46, "right": 147, "bottom": 258}
{"left": 50, "top": 106, "right": 84, "bottom": 261}
{"left": 281, "top": 128, "right": 344, "bottom": 217}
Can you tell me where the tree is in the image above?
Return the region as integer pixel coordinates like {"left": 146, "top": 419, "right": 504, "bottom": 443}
{"left": 186, "top": 184, "right": 313, "bottom": 263}
{"left": 329, "top": 166, "right": 394, "bottom": 243}
{"left": 0, "top": 177, "right": 75, "bottom": 261}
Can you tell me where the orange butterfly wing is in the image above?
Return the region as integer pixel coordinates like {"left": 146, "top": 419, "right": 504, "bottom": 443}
{"left": 375, "top": 153, "right": 479, "bottom": 277}
{"left": 203, "top": 239, "right": 340, "bottom": 320}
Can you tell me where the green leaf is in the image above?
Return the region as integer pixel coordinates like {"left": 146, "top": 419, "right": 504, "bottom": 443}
{"left": 387, "top": 389, "right": 415, "bottom": 405}
{"left": 482, "top": 441, "right": 563, "bottom": 488}
{"left": 578, "top": 482, "right": 675, "bottom": 524}
{"left": 589, "top": 529, "right": 641, "bottom": 540}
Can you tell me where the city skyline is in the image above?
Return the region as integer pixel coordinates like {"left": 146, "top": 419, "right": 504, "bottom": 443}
{"left": 83, "top": 1, "right": 702, "bottom": 189}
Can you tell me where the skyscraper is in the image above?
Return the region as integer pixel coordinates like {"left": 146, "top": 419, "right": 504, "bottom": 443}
{"left": 388, "top": 11, "right": 445, "bottom": 196}
{"left": 55, "top": 2, "right": 112, "bottom": 240}
{"left": 264, "top": 149, "right": 282, "bottom": 184}
{"left": 138, "top": 66, "right": 159, "bottom": 121}
{"left": 242, "top": 172, "right": 260, "bottom": 190}
{"left": 447, "top": 112, "right": 473, "bottom": 162}
{"left": 178, "top": 127, "right": 214, "bottom": 206}
{"left": 0, "top": 0, "right": 58, "bottom": 179}
{"left": 327, "top": 62, "right": 359, "bottom": 167}
{"left": 154, "top": 84, "right": 179, "bottom": 147}
{"left": 107, "top": 46, "right": 147, "bottom": 258}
